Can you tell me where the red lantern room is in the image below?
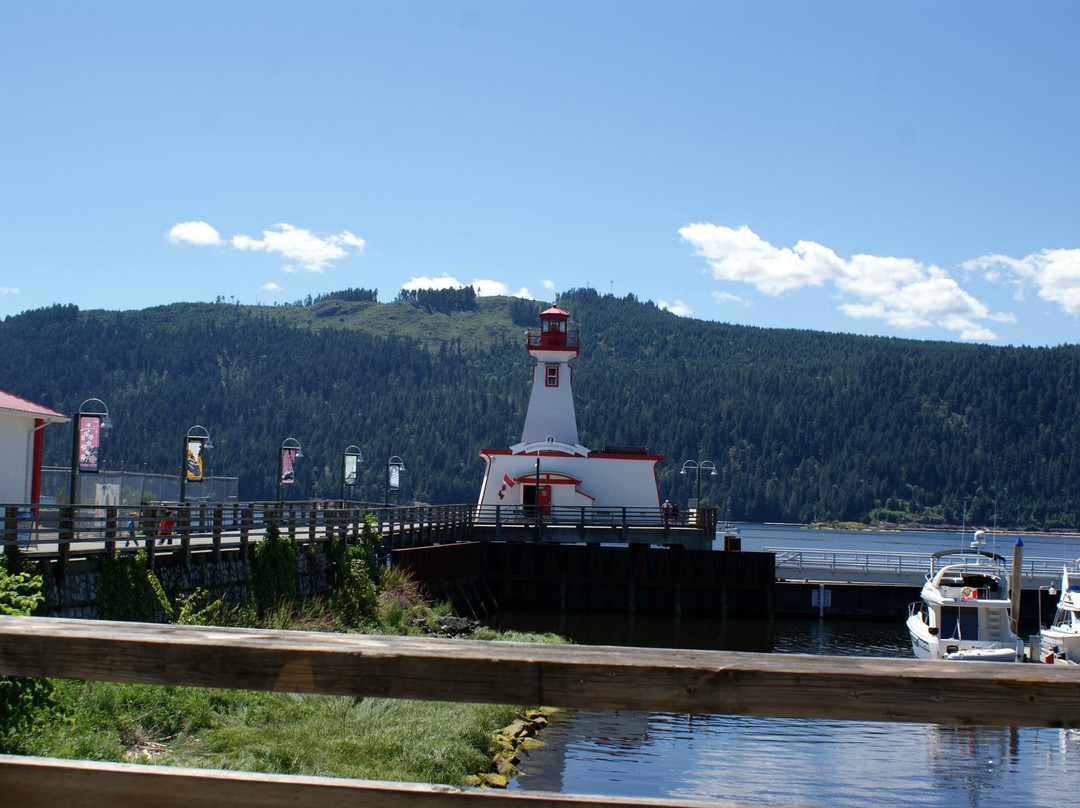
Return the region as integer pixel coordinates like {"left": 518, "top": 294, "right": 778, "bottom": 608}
{"left": 527, "top": 305, "right": 579, "bottom": 353}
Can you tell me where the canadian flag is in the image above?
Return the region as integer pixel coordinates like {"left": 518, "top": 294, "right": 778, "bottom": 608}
{"left": 498, "top": 474, "right": 516, "bottom": 499}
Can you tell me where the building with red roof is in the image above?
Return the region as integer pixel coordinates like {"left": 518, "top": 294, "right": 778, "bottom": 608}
{"left": 0, "top": 390, "right": 68, "bottom": 504}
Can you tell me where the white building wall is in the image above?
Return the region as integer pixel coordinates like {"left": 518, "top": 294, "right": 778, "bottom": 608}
{"left": 479, "top": 452, "right": 659, "bottom": 509}
{"left": 520, "top": 361, "right": 578, "bottom": 445}
{"left": 0, "top": 412, "right": 34, "bottom": 503}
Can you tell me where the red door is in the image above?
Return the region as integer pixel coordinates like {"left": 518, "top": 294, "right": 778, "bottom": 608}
{"left": 539, "top": 484, "right": 552, "bottom": 515}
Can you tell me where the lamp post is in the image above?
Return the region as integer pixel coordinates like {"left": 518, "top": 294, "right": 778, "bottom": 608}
{"left": 69, "top": 398, "right": 112, "bottom": 505}
{"left": 277, "top": 438, "right": 303, "bottom": 502}
{"left": 342, "top": 445, "right": 363, "bottom": 501}
{"left": 1038, "top": 580, "right": 1059, "bottom": 630}
{"left": 180, "top": 425, "right": 213, "bottom": 503}
{"left": 385, "top": 456, "right": 404, "bottom": 505}
{"left": 680, "top": 459, "right": 717, "bottom": 509}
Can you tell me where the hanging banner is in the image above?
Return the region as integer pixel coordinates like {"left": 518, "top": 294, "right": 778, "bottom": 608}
{"left": 186, "top": 439, "right": 205, "bottom": 483}
{"left": 78, "top": 416, "right": 101, "bottom": 472}
{"left": 389, "top": 465, "right": 401, "bottom": 491}
{"left": 344, "top": 455, "right": 359, "bottom": 486}
{"left": 280, "top": 447, "right": 297, "bottom": 485}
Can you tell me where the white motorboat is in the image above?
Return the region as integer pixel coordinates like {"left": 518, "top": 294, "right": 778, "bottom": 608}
{"left": 906, "top": 540, "right": 1025, "bottom": 663}
{"left": 1034, "top": 566, "right": 1080, "bottom": 664}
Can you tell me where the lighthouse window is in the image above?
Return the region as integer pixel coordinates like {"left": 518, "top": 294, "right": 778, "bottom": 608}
{"left": 546, "top": 365, "right": 559, "bottom": 387}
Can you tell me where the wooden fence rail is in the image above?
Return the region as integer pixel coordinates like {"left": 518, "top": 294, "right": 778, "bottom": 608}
{"left": 1, "top": 502, "right": 476, "bottom": 564}
{"left": 2, "top": 616, "right": 1079, "bottom": 806}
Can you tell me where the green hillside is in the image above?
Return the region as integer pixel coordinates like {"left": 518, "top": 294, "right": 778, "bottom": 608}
{"left": 2, "top": 289, "right": 1078, "bottom": 529}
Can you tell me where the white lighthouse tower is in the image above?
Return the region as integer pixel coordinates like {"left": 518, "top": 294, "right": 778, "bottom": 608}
{"left": 477, "top": 304, "right": 661, "bottom": 512}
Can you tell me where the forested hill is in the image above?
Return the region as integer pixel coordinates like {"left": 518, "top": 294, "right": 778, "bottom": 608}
{"left": 2, "top": 288, "right": 1078, "bottom": 530}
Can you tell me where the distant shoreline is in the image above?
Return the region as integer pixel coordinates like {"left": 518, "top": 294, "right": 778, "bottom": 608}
{"left": 762, "top": 520, "right": 1080, "bottom": 541}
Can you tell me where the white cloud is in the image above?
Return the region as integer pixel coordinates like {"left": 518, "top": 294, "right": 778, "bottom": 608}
{"left": 402, "top": 275, "right": 465, "bottom": 291}
{"left": 168, "top": 220, "right": 222, "bottom": 246}
{"left": 399, "top": 276, "right": 533, "bottom": 299}
{"left": 965, "top": 249, "right": 1080, "bottom": 316}
{"left": 472, "top": 279, "right": 533, "bottom": 299}
{"left": 711, "top": 291, "right": 747, "bottom": 306}
{"left": 231, "top": 223, "right": 364, "bottom": 272}
{"left": 168, "top": 220, "right": 364, "bottom": 274}
{"left": 261, "top": 282, "right": 282, "bottom": 292}
{"left": 0, "top": 286, "right": 18, "bottom": 295}
{"left": 542, "top": 279, "right": 556, "bottom": 291}
{"left": 658, "top": 299, "right": 693, "bottom": 316}
{"left": 680, "top": 222, "right": 1013, "bottom": 340}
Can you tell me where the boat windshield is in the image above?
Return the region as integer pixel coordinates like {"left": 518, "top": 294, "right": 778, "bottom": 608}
{"left": 938, "top": 607, "right": 978, "bottom": 641}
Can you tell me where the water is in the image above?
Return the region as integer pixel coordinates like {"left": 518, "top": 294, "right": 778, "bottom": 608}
{"left": 731, "top": 521, "right": 1080, "bottom": 563}
{"left": 497, "top": 524, "right": 1080, "bottom": 807}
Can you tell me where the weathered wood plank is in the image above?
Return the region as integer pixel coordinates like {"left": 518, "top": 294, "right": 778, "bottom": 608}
{"left": 2, "top": 616, "right": 1079, "bottom": 727}
{"left": 0, "top": 755, "right": 742, "bottom": 808}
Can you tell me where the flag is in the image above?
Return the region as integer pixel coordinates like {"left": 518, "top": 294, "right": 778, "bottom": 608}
{"left": 498, "top": 474, "right": 516, "bottom": 500}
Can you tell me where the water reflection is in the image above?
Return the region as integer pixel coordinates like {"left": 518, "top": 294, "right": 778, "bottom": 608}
{"left": 499, "top": 612, "right": 1080, "bottom": 807}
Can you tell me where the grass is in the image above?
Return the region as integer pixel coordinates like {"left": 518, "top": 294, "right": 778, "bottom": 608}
{"left": 19, "top": 563, "right": 564, "bottom": 787}
{"left": 27, "top": 681, "right": 521, "bottom": 785}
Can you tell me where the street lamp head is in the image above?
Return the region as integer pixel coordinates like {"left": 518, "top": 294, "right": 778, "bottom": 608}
{"left": 187, "top": 424, "right": 213, "bottom": 448}
{"left": 79, "top": 397, "right": 112, "bottom": 428}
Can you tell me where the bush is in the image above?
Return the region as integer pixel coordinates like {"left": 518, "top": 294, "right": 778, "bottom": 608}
{"left": 97, "top": 550, "right": 172, "bottom": 622}
{"left": 251, "top": 523, "right": 296, "bottom": 615}
{"left": 0, "top": 567, "right": 63, "bottom": 752}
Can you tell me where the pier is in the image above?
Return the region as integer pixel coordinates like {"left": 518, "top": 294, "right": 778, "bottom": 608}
{"left": 4, "top": 502, "right": 1072, "bottom": 624}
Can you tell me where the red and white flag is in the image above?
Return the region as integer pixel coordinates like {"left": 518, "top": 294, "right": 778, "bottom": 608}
{"left": 498, "top": 474, "right": 516, "bottom": 499}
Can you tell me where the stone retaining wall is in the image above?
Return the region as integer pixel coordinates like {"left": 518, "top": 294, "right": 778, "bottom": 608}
{"left": 37, "top": 547, "right": 333, "bottom": 620}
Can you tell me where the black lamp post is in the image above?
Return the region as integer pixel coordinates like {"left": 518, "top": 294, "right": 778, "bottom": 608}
{"left": 342, "top": 445, "right": 363, "bottom": 501}
{"left": 680, "top": 459, "right": 717, "bottom": 509}
{"left": 179, "top": 425, "right": 213, "bottom": 503}
{"left": 385, "top": 456, "right": 404, "bottom": 505}
{"left": 277, "top": 438, "right": 303, "bottom": 502}
{"left": 69, "top": 398, "right": 112, "bottom": 505}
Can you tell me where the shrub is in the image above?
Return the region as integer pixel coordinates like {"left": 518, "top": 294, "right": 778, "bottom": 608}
{"left": 251, "top": 523, "right": 296, "bottom": 615}
{"left": 97, "top": 550, "right": 172, "bottom": 623}
{"left": 0, "top": 567, "right": 63, "bottom": 752}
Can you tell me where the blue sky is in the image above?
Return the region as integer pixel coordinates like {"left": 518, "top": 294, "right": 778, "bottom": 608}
{"left": 3, "top": 2, "right": 1080, "bottom": 346}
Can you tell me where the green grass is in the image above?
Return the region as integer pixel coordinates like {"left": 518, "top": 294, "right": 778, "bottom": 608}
{"left": 16, "top": 556, "right": 564, "bottom": 785}
{"left": 26, "top": 672, "right": 530, "bottom": 785}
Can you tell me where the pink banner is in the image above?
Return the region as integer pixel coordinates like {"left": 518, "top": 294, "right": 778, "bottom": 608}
{"left": 78, "top": 416, "right": 101, "bottom": 472}
{"left": 280, "top": 447, "right": 297, "bottom": 485}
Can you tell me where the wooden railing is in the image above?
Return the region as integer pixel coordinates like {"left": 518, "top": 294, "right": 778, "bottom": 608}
{"left": 1, "top": 616, "right": 1079, "bottom": 807}
{"left": 0, "top": 502, "right": 475, "bottom": 566}
{"left": 1, "top": 502, "right": 721, "bottom": 564}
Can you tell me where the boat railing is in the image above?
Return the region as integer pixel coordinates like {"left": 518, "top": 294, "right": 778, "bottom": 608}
{"left": 768, "top": 546, "right": 1080, "bottom": 584}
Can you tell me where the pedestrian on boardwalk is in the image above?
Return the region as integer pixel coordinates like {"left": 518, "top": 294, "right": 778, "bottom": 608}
{"left": 157, "top": 511, "right": 174, "bottom": 545}
{"left": 125, "top": 511, "right": 137, "bottom": 546}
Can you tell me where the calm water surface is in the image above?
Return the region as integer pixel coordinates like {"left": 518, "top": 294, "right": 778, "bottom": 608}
{"left": 496, "top": 524, "right": 1080, "bottom": 807}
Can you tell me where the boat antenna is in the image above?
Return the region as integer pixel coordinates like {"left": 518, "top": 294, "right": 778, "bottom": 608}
{"left": 960, "top": 498, "right": 968, "bottom": 551}
{"left": 992, "top": 499, "right": 998, "bottom": 557}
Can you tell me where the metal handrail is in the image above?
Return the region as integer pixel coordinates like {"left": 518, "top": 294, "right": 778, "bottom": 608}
{"left": 768, "top": 546, "right": 1080, "bottom": 584}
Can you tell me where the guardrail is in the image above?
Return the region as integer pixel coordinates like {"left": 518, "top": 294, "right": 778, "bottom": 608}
{"left": 0, "top": 502, "right": 475, "bottom": 568}
{"left": 769, "top": 546, "right": 1080, "bottom": 585}
{"left": 474, "top": 504, "right": 717, "bottom": 534}
{"left": 1, "top": 616, "right": 1079, "bottom": 808}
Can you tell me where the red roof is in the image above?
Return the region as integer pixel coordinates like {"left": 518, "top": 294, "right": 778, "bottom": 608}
{"left": 540, "top": 305, "right": 569, "bottom": 318}
{"left": 0, "top": 390, "right": 68, "bottom": 422}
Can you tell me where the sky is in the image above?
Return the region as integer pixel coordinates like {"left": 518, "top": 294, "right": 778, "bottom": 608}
{"left": 3, "top": 1, "right": 1080, "bottom": 347}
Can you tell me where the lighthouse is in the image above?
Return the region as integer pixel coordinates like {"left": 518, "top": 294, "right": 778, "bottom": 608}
{"left": 477, "top": 304, "right": 661, "bottom": 512}
{"left": 520, "top": 305, "right": 580, "bottom": 448}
